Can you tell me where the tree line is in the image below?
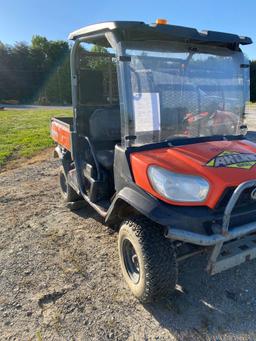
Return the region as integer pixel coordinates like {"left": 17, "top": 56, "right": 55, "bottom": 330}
{"left": 0, "top": 36, "right": 256, "bottom": 104}
{"left": 0, "top": 36, "right": 71, "bottom": 105}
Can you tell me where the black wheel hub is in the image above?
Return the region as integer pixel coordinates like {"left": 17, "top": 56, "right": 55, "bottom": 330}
{"left": 122, "top": 239, "right": 140, "bottom": 284}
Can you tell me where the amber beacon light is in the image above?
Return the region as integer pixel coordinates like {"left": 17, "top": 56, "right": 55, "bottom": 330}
{"left": 156, "top": 18, "right": 168, "bottom": 25}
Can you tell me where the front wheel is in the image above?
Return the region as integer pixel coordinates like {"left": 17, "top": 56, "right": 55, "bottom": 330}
{"left": 118, "top": 217, "right": 178, "bottom": 303}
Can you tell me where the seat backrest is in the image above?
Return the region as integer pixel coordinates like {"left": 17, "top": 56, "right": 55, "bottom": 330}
{"left": 89, "top": 108, "right": 121, "bottom": 142}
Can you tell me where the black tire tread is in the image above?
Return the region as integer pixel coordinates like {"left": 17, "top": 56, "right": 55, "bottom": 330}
{"left": 59, "top": 166, "right": 80, "bottom": 202}
{"left": 120, "top": 217, "right": 177, "bottom": 303}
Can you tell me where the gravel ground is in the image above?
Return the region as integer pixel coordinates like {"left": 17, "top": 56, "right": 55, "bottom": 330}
{"left": 1, "top": 107, "right": 256, "bottom": 340}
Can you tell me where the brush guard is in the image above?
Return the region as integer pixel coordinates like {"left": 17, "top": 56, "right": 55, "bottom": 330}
{"left": 165, "top": 179, "right": 256, "bottom": 274}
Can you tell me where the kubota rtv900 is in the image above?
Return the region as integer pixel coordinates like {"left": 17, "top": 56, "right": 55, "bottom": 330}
{"left": 51, "top": 20, "right": 255, "bottom": 302}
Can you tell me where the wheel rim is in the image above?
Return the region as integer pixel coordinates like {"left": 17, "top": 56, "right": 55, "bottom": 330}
{"left": 122, "top": 239, "right": 140, "bottom": 284}
{"left": 60, "top": 171, "right": 68, "bottom": 195}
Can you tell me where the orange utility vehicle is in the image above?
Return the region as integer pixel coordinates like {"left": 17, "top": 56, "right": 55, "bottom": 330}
{"left": 51, "top": 20, "right": 254, "bottom": 302}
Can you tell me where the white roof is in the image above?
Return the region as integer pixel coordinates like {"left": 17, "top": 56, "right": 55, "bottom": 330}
{"left": 68, "top": 22, "right": 118, "bottom": 40}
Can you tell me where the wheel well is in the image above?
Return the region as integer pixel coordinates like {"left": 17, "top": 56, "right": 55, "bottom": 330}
{"left": 106, "top": 199, "right": 142, "bottom": 230}
{"left": 54, "top": 146, "right": 72, "bottom": 162}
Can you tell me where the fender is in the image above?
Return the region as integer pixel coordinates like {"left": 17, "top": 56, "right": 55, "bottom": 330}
{"left": 105, "top": 185, "right": 235, "bottom": 236}
{"left": 53, "top": 145, "right": 73, "bottom": 176}
{"left": 105, "top": 185, "right": 209, "bottom": 232}
{"left": 105, "top": 186, "right": 162, "bottom": 225}
{"left": 53, "top": 145, "right": 64, "bottom": 159}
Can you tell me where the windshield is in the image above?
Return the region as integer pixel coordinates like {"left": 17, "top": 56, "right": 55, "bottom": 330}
{"left": 121, "top": 42, "right": 249, "bottom": 146}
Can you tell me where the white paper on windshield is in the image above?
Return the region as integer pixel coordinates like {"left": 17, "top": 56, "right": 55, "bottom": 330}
{"left": 133, "top": 92, "right": 161, "bottom": 132}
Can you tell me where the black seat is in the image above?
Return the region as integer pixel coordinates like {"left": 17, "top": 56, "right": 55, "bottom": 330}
{"left": 96, "top": 150, "right": 115, "bottom": 170}
{"left": 89, "top": 108, "right": 121, "bottom": 170}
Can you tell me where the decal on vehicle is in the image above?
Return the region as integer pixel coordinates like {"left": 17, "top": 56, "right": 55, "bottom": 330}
{"left": 206, "top": 150, "right": 256, "bottom": 169}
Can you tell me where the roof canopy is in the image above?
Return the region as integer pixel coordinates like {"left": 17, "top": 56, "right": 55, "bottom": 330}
{"left": 68, "top": 21, "right": 252, "bottom": 50}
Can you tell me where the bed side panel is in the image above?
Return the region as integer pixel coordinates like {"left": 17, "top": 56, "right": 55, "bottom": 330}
{"left": 51, "top": 118, "right": 71, "bottom": 151}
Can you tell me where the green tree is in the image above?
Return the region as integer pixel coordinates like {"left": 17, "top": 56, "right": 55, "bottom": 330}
{"left": 88, "top": 44, "right": 109, "bottom": 70}
{"left": 0, "top": 36, "right": 72, "bottom": 104}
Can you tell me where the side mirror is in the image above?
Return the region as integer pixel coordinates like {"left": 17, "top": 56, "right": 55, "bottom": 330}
{"left": 240, "top": 124, "right": 248, "bottom": 135}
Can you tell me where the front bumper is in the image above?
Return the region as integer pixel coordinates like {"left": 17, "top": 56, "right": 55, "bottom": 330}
{"left": 165, "top": 180, "right": 256, "bottom": 246}
{"left": 165, "top": 220, "right": 256, "bottom": 246}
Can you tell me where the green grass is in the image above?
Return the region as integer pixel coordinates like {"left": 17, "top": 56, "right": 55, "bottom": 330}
{"left": 0, "top": 108, "right": 72, "bottom": 168}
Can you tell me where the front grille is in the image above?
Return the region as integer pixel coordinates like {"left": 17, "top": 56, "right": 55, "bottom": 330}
{"left": 216, "top": 186, "right": 256, "bottom": 211}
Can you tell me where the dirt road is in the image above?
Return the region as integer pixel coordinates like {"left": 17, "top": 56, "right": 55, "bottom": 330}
{"left": 1, "top": 109, "right": 256, "bottom": 340}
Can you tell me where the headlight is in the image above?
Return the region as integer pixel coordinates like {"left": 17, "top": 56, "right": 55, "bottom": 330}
{"left": 148, "top": 166, "right": 209, "bottom": 202}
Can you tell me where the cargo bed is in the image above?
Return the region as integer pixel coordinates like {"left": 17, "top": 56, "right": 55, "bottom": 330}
{"left": 51, "top": 117, "right": 73, "bottom": 151}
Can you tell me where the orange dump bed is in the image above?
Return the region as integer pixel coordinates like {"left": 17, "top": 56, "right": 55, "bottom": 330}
{"left": 50, "top": 117, "right": 72, "bottom": 151}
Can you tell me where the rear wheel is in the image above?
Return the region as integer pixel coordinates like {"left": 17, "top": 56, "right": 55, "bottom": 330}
{"left": 59, "top": 166, "right": 80, "bottom": 202}
{"left": 118, "top": 217, "right": 177, "bottom": 303}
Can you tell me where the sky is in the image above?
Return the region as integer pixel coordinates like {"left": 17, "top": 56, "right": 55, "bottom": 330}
{"left": 0, "top": 0, "right": 255, "bottom": 59}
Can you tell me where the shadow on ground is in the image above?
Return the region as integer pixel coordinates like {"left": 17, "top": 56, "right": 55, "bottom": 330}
{"left": 144, "top": 253, "right": 256, "bottom": 339}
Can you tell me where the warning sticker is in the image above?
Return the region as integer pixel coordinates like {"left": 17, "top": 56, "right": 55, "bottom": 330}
{"left": 206, "top": 150, "right": 256, "bottom": 169}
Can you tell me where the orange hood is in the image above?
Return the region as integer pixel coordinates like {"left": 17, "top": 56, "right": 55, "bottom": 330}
{"left": 130, "top": 139, "right": 256, "bottom": 208}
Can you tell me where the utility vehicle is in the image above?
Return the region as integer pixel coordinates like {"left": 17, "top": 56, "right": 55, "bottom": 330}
{"left": 51, "top": 20, "right": 255, "bottom": 302}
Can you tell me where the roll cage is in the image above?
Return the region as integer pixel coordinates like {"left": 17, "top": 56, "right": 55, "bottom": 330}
{"left": 69, "top": 21, "right": 252, "bottom": 148}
